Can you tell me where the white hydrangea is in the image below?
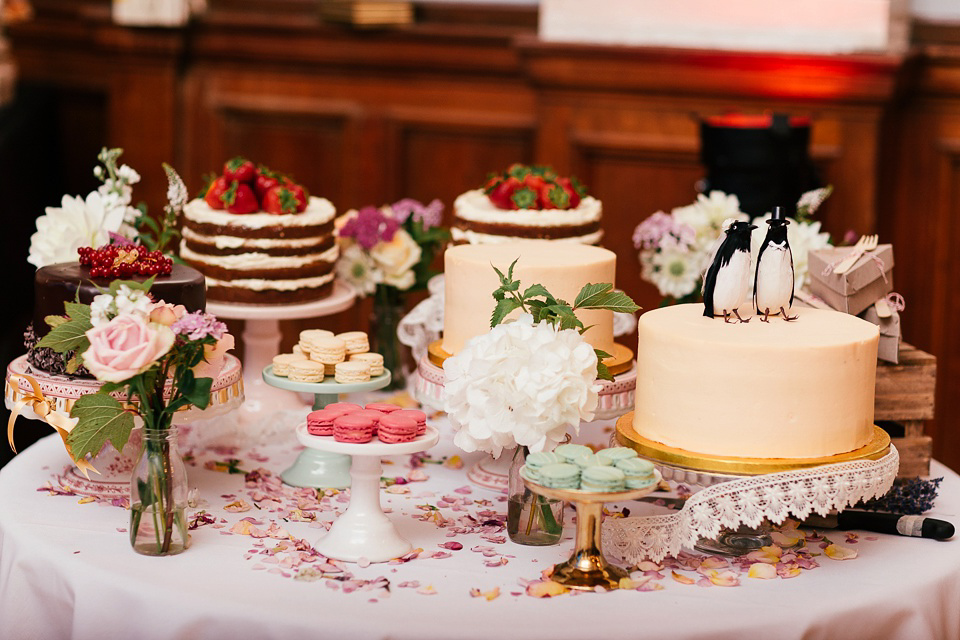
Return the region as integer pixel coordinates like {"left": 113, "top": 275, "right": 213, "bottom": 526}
{"left": 27, "top": 192, "right": 132, "bottom": 269}
{"left": 89, "top": 293, "right": 116, "bottom": 327}
{"left": 113, "top": 285, "right": 153, "bottom": 319}
{"left": 443, "top": 314, "right": 600, "bottom": 458}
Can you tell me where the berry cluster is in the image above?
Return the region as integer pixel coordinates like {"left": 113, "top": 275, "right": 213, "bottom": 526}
{"left": 483, "top": 164, "right": 587, "bottom": 211}
{"left": 201, "top": 156, "right": 309, "bottom": 215}
{"left": 78, "top": 244, "right": 173, "bottom": 278}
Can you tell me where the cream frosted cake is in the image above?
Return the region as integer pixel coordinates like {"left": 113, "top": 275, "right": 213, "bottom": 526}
{"left": 452, "top": 164, "right": 602, "bottom": 245}
{"left": 180, "top": 159, "right": 338, "bottom": 304}
{"left": 632, "top": 304, "right": 880, "bottom": 459}
{"left": 442, "top": 241, "right": 617, "bottom": 356}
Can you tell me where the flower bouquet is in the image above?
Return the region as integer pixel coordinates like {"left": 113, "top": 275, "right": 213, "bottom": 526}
{"left": 444, "top": 259, "right": 638, "bottom": 544}
{"left": 336, "top": 199, "right": 450, "bottom": 388}
{"left": 633, "top": 188, "right": 832, "bottom": 304}
{"left": 38, "top": 279, "right": 233, "bottom": 555}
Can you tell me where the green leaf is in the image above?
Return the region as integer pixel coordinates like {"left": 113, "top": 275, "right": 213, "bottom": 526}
{"left": 490, "top": 298, "right": 522, "bottom": 328}
{"left": 36, "top": 318, "right": 90, "bottom": 354}
{"left": 109, "top": 276, "right": 155, "bottom": 295}
{"left": 66, "top": 353, "right": 81, "bottom": 374}
{"left": 594, "top": 349, "right": 613, "bottom": 361}
{"left": 63, "top": 302, "right": 91, "bottom": 324}
{"left": 521, "top": 284, "right": 554, "bottom": 303}
{"left": 44, "top": 315, "right": 69, "bottom": 329}
{"left": 184, "top": 376, "right": 213, "bottom": 410}
{"left": 574, "top": 287, "right": 641, "bottom": 313}
{"left": 573, "top": 283, "right": 613, "bottom": 308}
{"left": 67, "top": 394, "right": 136, "bottom": 459}
{"left": 595, "top": 359, "right": 613, "bottom": 382}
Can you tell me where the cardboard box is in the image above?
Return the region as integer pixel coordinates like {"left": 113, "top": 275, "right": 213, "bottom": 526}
{"left": 808, "top": 244, "right": 894, "bottom": 316}
{"left": 860, "top": 303, "right": 901, "bottom": 363}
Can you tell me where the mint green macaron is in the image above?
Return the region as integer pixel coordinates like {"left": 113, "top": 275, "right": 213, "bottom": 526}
{"left": 596, "top": 447, "right": 639, "bottom": 466}
{"left": 537, "top": 463, "right": 581, "bottom": 489}
{"left": 615, "top": 457, "right": 656, "bottom": 489}
{"left": 554, "top": 443, "right": 593, "bottom": 464}
{"left": 524, "top": 451, "right": 563, "bottom": 483}
{"left": 570, "top": 451, "right": 612, "bottom": 469}
{"left": 580, "top": 466, "right": 626, "bottom": 492}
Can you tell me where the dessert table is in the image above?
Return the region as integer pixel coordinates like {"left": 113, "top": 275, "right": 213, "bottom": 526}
{"left": 1, "top": 415, "right": 958, "bottom": 640}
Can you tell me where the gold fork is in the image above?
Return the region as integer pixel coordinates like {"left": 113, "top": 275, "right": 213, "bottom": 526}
{"left": 833, "top": 234, "right": 879, "bottom": 275}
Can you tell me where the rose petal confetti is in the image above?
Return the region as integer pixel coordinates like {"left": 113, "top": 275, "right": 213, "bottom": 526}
{"left": 748, "top": 563, "right": 778, "bottom": 579}
{"left": 526, "top": 580, "right": 568, "bottom": 598}
{"left": 824, "top": 543, "right": 858, "bottom": 560}
{"left": 671, "top": 571, "right": 695, "bottom": 585}
{"left": 224, "top": 499, "right": 251, "bottom": 513}
{"left": 470, "top": 587, "right": 501, "bottom": 601}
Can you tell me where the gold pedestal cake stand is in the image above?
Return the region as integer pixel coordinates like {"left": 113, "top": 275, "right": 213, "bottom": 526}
{"left": 614, "top": 412, "right": 892, "bottom": 555}
{"left": 521, "top": 468, "right": 661, "bottom": 590}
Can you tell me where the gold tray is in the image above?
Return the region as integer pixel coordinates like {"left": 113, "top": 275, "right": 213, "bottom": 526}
{"left": 428, "top": 340, "right": 635, "bottom": 377}
{"left": 615, "top": 411, "right": 891, "bottom": 476}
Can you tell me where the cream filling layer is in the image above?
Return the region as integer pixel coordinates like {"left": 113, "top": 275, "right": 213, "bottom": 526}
{"left": 451, "top": 227, "right": 603, "bottom": 245}
{"left": 180, "top": 244, "right": 338, "bottom": 270}
{"left": 453, "top": 189, "right": 602, "bottom": 226}
{"left": 181, "top": 226, "right": 328, "bottom": 250}
{"left": 205, "top": 272, "right": 335, "bottom": 291}
{"left": 183, "top": 196, "right": 336, "bottom": 228}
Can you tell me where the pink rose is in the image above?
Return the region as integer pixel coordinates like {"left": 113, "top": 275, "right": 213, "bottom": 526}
{"left": 82, "top": 314, "right": 175, "bottom": 383}
{"left": 148, "top": 301, "right": 186, "bottom": 326}
{"left": 192, "top": 332, "right": 235, "bottom": 379}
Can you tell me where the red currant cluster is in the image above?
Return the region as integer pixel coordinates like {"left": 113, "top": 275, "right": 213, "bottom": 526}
{"left": 77, "top": 245, "right": 173, "bottom": 278}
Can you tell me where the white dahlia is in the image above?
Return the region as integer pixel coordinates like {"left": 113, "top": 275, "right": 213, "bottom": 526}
{"left": 28, "top": 192, "right": 132, "bottom": 269}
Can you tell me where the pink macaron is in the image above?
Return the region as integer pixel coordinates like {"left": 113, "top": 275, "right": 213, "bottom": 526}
{"left": 349, "top": 409, "right": 385, "bottom": 434}
{"left": 365, "top": 402, "right": 400, "bottom": 414}
{"left": 325, "top": 402, "right": 363, "bottom": 416}
{"left": 377, "top": 413, "right": 418, "bottom": 444}
{"left": 306, "top": 408, "right": 340, "bottom": 436}
{"left": 333, "top": 413, "right": 376, "bottom": 444}
{"left": 394, "top": 409, "right": 426, "bottom": 436}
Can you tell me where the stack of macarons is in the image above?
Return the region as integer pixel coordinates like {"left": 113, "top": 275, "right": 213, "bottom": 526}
{"left": 270, "top": 329, "right": 385, "bottom": 384}
{"left": 305, "top": 401, "right": 428, "bottom": 444}
{"left": 524, "top": 444, "right": 656, "bottom": 492}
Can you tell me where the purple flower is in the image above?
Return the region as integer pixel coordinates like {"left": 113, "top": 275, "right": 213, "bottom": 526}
{"left": 171, "top": 311, "right": 227, "bottom": 341}
{"left": 392, "top": 198, "right": 444, "bottom": 230}
{"left": 338, "top": 206, "right": 399, "bottom": 250}
{"left": 633, "top": 212, "right": 674, "bottom": 249}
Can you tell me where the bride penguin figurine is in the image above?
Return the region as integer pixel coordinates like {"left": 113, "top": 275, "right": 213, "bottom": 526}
{"left": 702, "top": 219, "right": 757, "bottom": 323}
{"left": 754, "top": 206, "right": 797, "bottom": 322}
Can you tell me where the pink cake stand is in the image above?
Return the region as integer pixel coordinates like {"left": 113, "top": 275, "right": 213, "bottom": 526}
{"left": 5, "top": 354, "right": 244, "bottom": 499}
{"left": 206, "top": 280, "right": 355, "bottom": 427}
{"left": 296, "top": 423, "right": 440, "bottom": 563}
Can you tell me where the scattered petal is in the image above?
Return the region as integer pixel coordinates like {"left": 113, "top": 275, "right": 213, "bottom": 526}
{"left": 470, "top": 587, "right": 501, "bottom": 601}
{"left": 671, "top": 571, "right": 695, "bottom": 585}
{"left": 748, "top": 563, "right": 778, "bottom": 579}
{"left": 705, "top": 570, "right": 740, "bottom": 587}
{"left": 824, "top": 544, "right": 858, "bottom": 561}
{"left": 224, "top": 499, "right": 251, "bottom": 513}
{"left": 526, "top": 580, "right": 569, "bottom": 598}
{"left": 417, "top": 585, "right": 438, "bottom": 595}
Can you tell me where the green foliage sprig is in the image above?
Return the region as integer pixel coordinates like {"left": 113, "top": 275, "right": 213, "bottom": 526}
{"left": 490, "top": 258, "right": 640, "bottom": 381}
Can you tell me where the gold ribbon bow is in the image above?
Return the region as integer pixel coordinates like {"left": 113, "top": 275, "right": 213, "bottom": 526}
{"left": 7, "top": 374, "right": 99, "bottom": 478}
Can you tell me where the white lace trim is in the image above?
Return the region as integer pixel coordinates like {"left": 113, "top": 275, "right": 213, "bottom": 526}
{"left": 603, "top": 447, "right": 900, "bottom": 564}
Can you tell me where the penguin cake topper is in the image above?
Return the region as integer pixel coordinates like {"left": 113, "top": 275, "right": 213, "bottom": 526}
{"left": 754, "top": 206, "right": 797, "bottom": 322}
{"left": 702, "top": 218, "right": 757, "bottom": 323}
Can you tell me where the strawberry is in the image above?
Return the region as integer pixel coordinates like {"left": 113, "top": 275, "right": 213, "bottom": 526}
{"left": 511, "top": 186, "right": 538, "bottom": 210}
{"left": 539, "top": 183, "right": 570, "bottom": 209}
{"left": 254, "top": 165, "right": 284, "bottom": 202}
{"left": 262, "top": 185, "right": 303, "bottom": 215}
{"left": 224, "top": 156, "right": 256, "bottom": 184}
{"left": 221, "top": 180, "right": 259, "bottom": 214}
{"left": 203, "top": 176, "right": 231, "bottom": 210}
{"left": 557, "top": 177, "right": 582, "bottom": 208}
{"left": 281, "top": 180, "right": 309, "bottom": 212}
{"left": 488, "top": 176, "right": 521, "bottom": 210}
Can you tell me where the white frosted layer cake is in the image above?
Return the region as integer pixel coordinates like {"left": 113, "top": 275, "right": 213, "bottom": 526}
{"left": 633, "top": 304, "right": 879, "bottom": 459}
{"left": 180, "top": 196, "right": 338, "bottom": 304}
{"left": 452, "top": 189, "right": 603, "bottom": 245}
{"left": 442, "top": 241, "right": 616, "bottom": 355}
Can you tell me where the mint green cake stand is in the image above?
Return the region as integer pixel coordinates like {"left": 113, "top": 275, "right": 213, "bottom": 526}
{"left": 262, "top": 365, "right": 392, "bottom": 489}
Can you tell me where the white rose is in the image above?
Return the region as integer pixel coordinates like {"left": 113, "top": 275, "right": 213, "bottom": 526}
{"left": 370, "top": 229, "right": 421, "bottom": 280}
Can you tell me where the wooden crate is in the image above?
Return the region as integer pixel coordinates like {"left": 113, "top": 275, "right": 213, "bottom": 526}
{"left": 875, "top": 343, "right": 936, "bottom": 477}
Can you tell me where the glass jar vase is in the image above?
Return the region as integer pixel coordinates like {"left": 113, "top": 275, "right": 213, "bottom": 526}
{"left": 506, "top": 446, "right": 564, "bottom": 546}
{"left": 129, "top": 424, "right": 189, "bottom": 556}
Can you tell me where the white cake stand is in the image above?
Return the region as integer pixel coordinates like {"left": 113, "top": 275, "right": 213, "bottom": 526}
{"left": 206, "top": 280, "right": 356, "bottom": 427}
{"left": 296, "top": 423, "right": 440, "bottom": 563}
{"left": 262, "top": 365, "right": 392, "bottom": 489}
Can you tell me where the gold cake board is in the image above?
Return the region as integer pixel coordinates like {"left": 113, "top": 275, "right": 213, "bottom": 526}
{"left": 427, "top": 340, "right": 634, "bottom": 377}
{"left": 615, "top": 411, "right": 891, "bottom": 477}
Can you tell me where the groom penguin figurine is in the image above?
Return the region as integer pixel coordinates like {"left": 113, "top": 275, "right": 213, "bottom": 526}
{"left": 702, "top": 219, "right": 756, "bottom": 323}
{"left": 754, "top": 206, "right": 797, "bottom": 322}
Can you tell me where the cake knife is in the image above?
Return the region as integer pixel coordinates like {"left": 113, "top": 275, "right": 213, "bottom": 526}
{"left": 636, "top": 496, "right": 955, "bottom": 540}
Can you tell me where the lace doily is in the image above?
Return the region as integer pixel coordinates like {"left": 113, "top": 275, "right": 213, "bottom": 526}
{"left": 398, "top": 275, "right": 638, "bottom": 364}
{"left": 603, "top": 447, "right": 900, "bottom": 564}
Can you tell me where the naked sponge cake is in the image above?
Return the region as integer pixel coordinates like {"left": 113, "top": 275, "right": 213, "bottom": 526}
{"left": 452, "top": 164, "right": 602, "bottom": 245}
{"left": 631, "top": 304, "right": 880, "bottom": 460}
{"left": 180, "top": 158, "right": 338, "bottom": 304}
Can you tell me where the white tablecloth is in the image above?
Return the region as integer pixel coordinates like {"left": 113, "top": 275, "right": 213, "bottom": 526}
{"left": 2, "top": 419, "right": 959, "bottom": 640}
